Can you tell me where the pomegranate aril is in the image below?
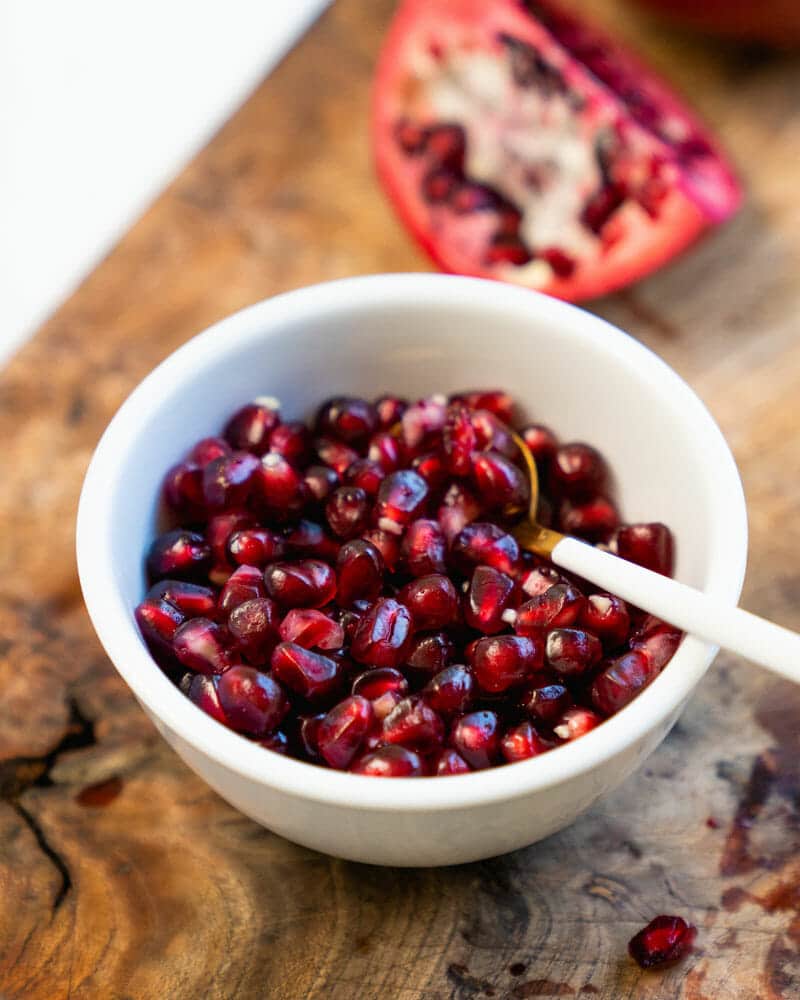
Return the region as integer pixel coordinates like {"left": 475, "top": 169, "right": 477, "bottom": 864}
{"left": 471, "top": 635, "right": 543, "bottom": 693}
{"left": 352, "top": 667, "right": 409, "bottom": 701}
{"left": 515, "top": 584, "right": 586, "bottom": 634}
{"left": 258, "top": 730, "right": 289, "bottom": 755}
{"left": 553, "top": 706, "right": 602, "bottom": 741}
{"left": 217, "top": 667, "right": 288, "bottom": 737}
{"left": 590, "top": 649, "right": 653, "bottom": 715}
{"left": 443, "top": 404, "right": 477, "bottom": 476}
{"left": 450, "top": 390, "right": 514, "bottom": 424}
{"left": 224, "top": 401, "right": 280, "bottom": 455}
{"left": 325, "top": 486, "right": 370, "bottom": 540}
{"left": 336, "top": 539, "right": 384, "bottom": 608}
{"left": 501, "top": 721, "right": 554, "bottom": 763}
{"left": 202, "top": 451, "right": 260, "bottom": 511}
{"left": 218, "top": 565, "right": 267, "bottom": 616}
{"left": 636, "top": 622, "right": 682, "bottom": 671}
{"left": 398, "top": 574, "right": 459, "bottom": 630}
{"left": 316, "top": 396, "right": 377, "bottom": 446}
{"left": 383, "top": 695, "right": 445, "bottom": 752}
{"left": 486, "top": 233, "right": 532, "bottom": 267}
{"left": 253, "top": 453, "right": 306, "bottom": 512}
{"left": 227, "top": 528, "right": 284, "bottom": 567}
{"left": 371, "top": 690, "right": 404, "bottom": 723}
{"left": 163, "top": 462, "right": 205, "bottom": 520}
{"left": 451, "top": 522, "right": 521, "bottom": 577}
{"left": 520, "top": 683, "right": 571, "bottom": 722}
{"left": 559, "top": 496, "right": 619, "bottom": 541}
{"left": 519, "top": 563, "right": 563, "bottom": 598}
{"left": 464, "top": 566, "right": 516, "bottom": 635}
{"left": 614, "top": 522, "right": 674, "bottom": 576}
{"left": 173, "top": 618, "right": 236, "bottom": 675}
{"left": 351, "top": 598, "right": 414, "bottom": 668}
{"left": 546, "top": 628, "right": 602, "bottom": 677}
{"left": 472, "top": 451, "right": 529, "bottom": 510}
{"left": 521, "top": 424, "right": 558, "bottom": 467}
{"left": 401, "top": 396, "right": 447, "bottom": 449}
{"left": 402, "top": 518, "right": 447, "bottom": 577}
{"left": 228, "top": 598, "right": 280, "bottom": 666}
{"left": 268, "top": 421, "right": 313, "bottom": 466}
{"left": 551, "top": 444, "right": 608, "bottom": 500}
{"left": 146, "top": 530, "right": 211, "bottom": 583}
{"left": 147, "top": 580, "right": 216, "bottom": 618}
{"left": 406, "top": 631, "right": 454, "bottom": 674}
{"left": 186, "top": 674, "right": 229, "bottom": 725}
{"left": 470, "top": 410, "right": 519, "bottom": 460}
{"left": 283, "top": 520, "right": 340, "bottom": 563}
{"left": 367, "top": 433, "right": 404, "bottom": 473}
{"left": 299, "top": 713, "right": 325, "bottom": 759}
{"left": 376, "top": 470, "right": 429, "bottom": 533}
{"left": 361, "top": 528, "right": 401, "bottom": 572}
{"left": 315, "top": 437, "right": 360, "bottom": 477}
{"left": 304, "top": 464, "right": 339, "bottom": 503}
{"left": 438, "top": 482, "right": 483, "bottom": 543}
{"left": 432, "top": 748, "right": 472, "bottom": 775}
{"left": 264, "top": 559, "right": 337, "bottom": 609}
{"left": 411, "top": 450, "right": 448, "bottom": 489}
{"left": 206, "top": 511, "right": 255, "bottom": 568}
{"left": 317, "top": 696, "right": 374, "bottom": 769}
{"left": 374, "top": 394, "right": 408, "bottom": 429}
{"left": 351, "top": 745, "right": 424, "bottom": 777}
{"left": 135, "top": 598, "right": 185, "bottom": 651}
{"left": 451, "top": 711, "right": 500, "bottom": 770}
{"left": 628, "top": 915, "right": 696, "bottom": 969}
{"left": 271, "top": 641, "right": 343, "bottom": 700}
{"left": 278, "top": 608, "right": 344, "bottom": 651}
{"left": 188, "top": 436, "right": 232, "bottom": 467}
{"left": 345, "top": 458, "right": 385, "bottom": 497}
{"left": 580, "top": 594, "right": 630, "bottom": 648}
{"left": 423, "top": 665, "right": 474, "bottom": 715}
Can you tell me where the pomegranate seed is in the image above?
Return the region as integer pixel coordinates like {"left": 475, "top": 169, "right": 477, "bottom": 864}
{"left": 451, "top": 711, "right": 500, "bottom": 769}
{"left": 636, "top": 623, "right": 682, "bottom": 671}
{"left": 540, "top": 247, "right": 576, "bottom": 278}
{"left": 218, "top": 565, "right": 267, "bottom": 616}
{"left": 422, "top": 166, "right": 460, "bottom": 204}
{"left": 464, "top": 566, "right": 515, "bottom": 634}
{"left": 135, "top": 598, "right": 185, "bottom": 652}
{"left": 580, "top": 594, "right": 630, "bottom": 648}
{"left": 253, "top": 453, "right": 306, "bottom": 512}
{"left": 551, "top": 443, "right": 608, "bottom": 500}
{"left": 202, "top": 451, "right": 260, "bottom": 511}
{"left": 163, "top": 462, "right": 206, "bottom": 520}
{"left": 520, "top": 683, "right": 571, "bottom": 722}
{"left": 173, "top": 618, "right": 237, "bottom": 675}
{"left": 383, "top": 695, "right": 445, "bottom": 752}
{"left": 515, "top": 584, "right": 586, "bottom": 634}
{"left": 432, "top": 748, "right": 472, "bottom": 775}
{"left": 451, "top": 522, "right": 521, "bottom": 576}
{"left": 317, "top": 696, "right": 374, "bottom": 769}
{"left": 401, "top": 396, "right": 447, "bottom": 449}
{"left": 258, "top": 730, "right": 289, "bottom": 754}
{"left": 591, "top": 649, "right": 653, "bottom": 715}
{"left": 224, "top": 402, "right": 280, "bottom": 455}
{"left": 186, "top": 674, "right": 229, "bottom": 725}
{"left": 398, "top": 574, "right": 458, "bottom": 629}
{"left": 406, "top": 631, "right": 454, "bottom": 674}
{"left": 423, "top": 665, "right": 474, "bottom": 715}
{"left": 217, "top": 667, "right": 288, "bottom": 736}
{"left": 375, "top": 470, "right": 429, "bottom": 533}
{"left": 352, "top": 667, "right": 408, "bottom": 701}
{"left": 278, "top": 608, "right": 344, "bottom": 651}
{"left": 437, "top": 483, "right": 482, "bottom": 543}
{"left": 264, "top": 560, "right": 337, "bottom": 609}
{"left": 271, "top": 641, "right": 343, "bottom": 700}
{"left": 228, "top": 598, "right": 280, "bottom": 665}
{"left": 299, "top": 713, "right": 324, "bottom": 759}
{"left": 147, "top": 530, "right": 211, "bottom": 582}
{"left": 443, "top": 404, "right": 477, "bottom": 476}
{"left": 521, "top": 424, "right": 558, "bottom": 466}
{"left": 336, "top": 539, "right": 384, "bottom": 608}
{"left": 147, "top": 580, "right": 216, "bottom": 618}
{"left": 559, "top": 496, "right": 619, "bottom": 541}
{"left": 325, "top": 486, "right": 370, "bottom": 539}
{"left": 553, "top": 706, "right": 602, "bottom": 741}
{"left": 367, "top": 433, "right": 404, "bottom": 473}
{"left": 316, "top": 396, "right": 377, "bottom": 446}
{"left": 450, "top": 391, "right": 514, "bottom": 424}
{"left": 614, "top": 523, "right": 674, "bottom": 576}
{"left": 470, "top": 410, "right": 519, "bottom": 460}
{"left": 268, "top": 421, "right": 313, "bottom": 466}
{"left": 486, "top": 233, "right": 532, "bottom": 267}
{"left": 361, "top": 528, "right": 401, "bottom": 572}
{"left": 206, "top": 511, "right": 255, "bottom": 568}
{"left": 315, "top": 437, "right": 360, "bottom": 477}
{"left": 283, "top": 519, "right": 340, "bottom": 562}
{"left": 351, "top": 598, "right": 414, "bottom": 668}
{"left": 471, "top": 451, "right": 529, "bottom": 510}
{"left": 470, "top": 635, "right": 542, "bottom": 692}
{"left": 628, "top": 916, "right": 696, "bottom": 969}
{"left": 345, "top": 458, "right": 385, "bottom": 497}
{"left": 188, "top": 436, "right": 232, "bottom": 466}
{"left": 546, "top": 628, "right": 602, "bottom": 676}
{"left": 519, "top": 564, "right": 563, "bottom": 598}
{"left": 402, "top": 519, "right": 447, "bottom": 577}
{"left": 374, "top": 394, "right": 408, "bottom": 429}
{"left": 331, "top": 603, "right": 367, "bottom": 643}
{"left": 227, "top": 528, "right": 283, "bottom": 567}
{"left": 411, "top": 450, "right": 448, "bottom": 489}
{"left": 304, "top": 464, "right": 339, "bottom": 502}
{"left": 501, "top": 721, "right": 554, "bottom": 763}
{"left": 351, "top": 745, "right": 423, "bottom": 776}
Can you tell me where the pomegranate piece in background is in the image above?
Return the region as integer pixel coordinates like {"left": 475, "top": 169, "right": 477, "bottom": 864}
{"left": 372, "top": 0, "right": 740, "bottom": 302}
{"left": 628, "top": 914, "right": 696, "bottom": 969}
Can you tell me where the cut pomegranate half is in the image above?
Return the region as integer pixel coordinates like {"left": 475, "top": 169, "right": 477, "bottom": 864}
{"left": 372, "top": 0, "right": 740, "bottom": 301}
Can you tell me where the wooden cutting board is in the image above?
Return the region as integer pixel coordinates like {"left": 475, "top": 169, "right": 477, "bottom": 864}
{"left": 1, "top": 1, "right": 799, "bottom": 996}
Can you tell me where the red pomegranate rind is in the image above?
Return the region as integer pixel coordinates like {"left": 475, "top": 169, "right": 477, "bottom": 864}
{"left": 372, "top": 0, "right": 740, "bottom": 302}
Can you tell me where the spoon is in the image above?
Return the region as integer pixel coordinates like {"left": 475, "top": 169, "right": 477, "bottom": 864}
{"left": 508, "top": 429, "right": 800, "bottom": 684}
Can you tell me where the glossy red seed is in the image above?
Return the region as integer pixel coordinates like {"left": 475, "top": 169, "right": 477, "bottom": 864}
{"left": 471, "top": 635, "right": 542, "bottom": 693}
{"left": 471, "top": 451, "right": 529, "bottom": 510}
{"left": 345, "top": 458, "right": 385, "bottom": 497}
{"left": 401, "top": 396, "right": 447, "bottom": 449}
{"left": 551, "top": 443, "right": 608, "bottom": 500}
{"left": 628, "top": 916, "right": 696, "bottom": 969}
{"left": 470, "top": 410, "right": 519, "bottom": 460}
{"left": 257, "top": 730, "right": 289, "bottom": 754}
{"left": 336, "top": 539, "right": 384, "bottom": 608}
{"left": 423, "top": 665, "right": 474, "bottom": 715}
{"left": 501, "top": 721, "right": 554, "bottom": 763}
{"left": 432, "top": 748, "right": 472, "bottom": 775}
{"left": 437, "top": 483, "right": 483, "bottom": 543}
{"left": 398, "top": 574, "right": 459, "bottom": 629}
{"left": 315, "top": 437, "right": 360, "bottom": 476}
{"left": 402, "top": 518, "right": 447, "bottom": 576}
{"left": 520, "top": 683, "right": 571, "bottom": 722}
{"left": 553, "top": 706, "right": 602, "bottom": 741}
{"left": 464, "top": 566, "right": 515, "bottom": 634}
{"left": 546, "top": 628, "right": 603, "bottom": 676}
{"left": 217, "top": 667, "right": 288, "bottom": 736}
{"left": 591, "top": 649, "right": 653, "bottom": 715}
{"left": 224, "top": 402, "right": 280, "bottom": 455}
{"left": 264, "top": 560, "right": 337, "bottom": 609}
{"left": 304, "top": 464, "right": 339, "bottom": 502}
{"left": 283, "top": 519, "right": 341, "bottom": 562}
{"left": 451, "top": 390, "right": 514, "bottom": 423}
{"left": 370, "top": 690, "right": 404, "bottom": 723}
{"left": 253, "top": 453, "right": 306, "bottom": 511}
{"left": 374, "top": 394, "right": 408, "bottom": 429}
{"left": 278, "top": 608, "right": 344, "bottom": 651}
{"left": 146, "top": 530, "right": 211, "bottom": 582}
{"left": 186, "top": 674, "right": 229, "bottom": 725}
{"left": 614, "top": 522, "right": 675, "bottom": 576}
{"left": 636, "top": 623, "right": 682, "bottom": 671}
{"left": 163, "top": 462, "right": 206, "bottom": 520}
{"left": 325, "top": 486, "right": 370, "bottom": 539}
{"left": 361, "top": 528, "right": 401, "bottom": 572}
{"left": 367, "top": 432, "right": 404, "bottom": 473}
{"left": 316, "top": 396, "right": 377, "bottom": 446}
{"left": 451, "top": 522, "right": 521, "bottom": 576}
{"left": 352, "top": 667, "right": 409, "bottom": 701}
{"left": 515, "top": 584, "right": 586, "bottom": 634}
{"left": 173, "top": 618, "right": 236, "bottom": 675}
{"left": 411, "top": 450, "right": 448, "bottom": 489}
{"left": 299, "top": 713, "right": 325, "bottom": 759}
{"left": 451, "top": 711, "right": 500, "bottom": 769}
{"left": 206, "top": 511, "right": 255, "bottom": 568}
{"left": 135, "top": 598, "right": 185, "bottom": 651}
{"left": 351, "top": 598, "right": 414, "bottom": 668}
{"left": 521, "top": 424, "right": 558, "bottom": 466}
{"left": 443, "top": 404, "right": 477, "bottom": 476}
{"left": 218, "top": 564, "right": 267, "bottom": 616}
{"left": 271, "top": 641, "right": 343, "bottom": 700}
{"left": 202, "top": 451, "right": 260, "bottom": 510}
{"left": 580, "top": 594, "right": 630, "bottom": 648}
{"left": 268, "top": 421, "right": 313, "bottom": 465}
{"left": 383, "top": 695, "right": 445, "bottom": 752}
{"left": 228, "top": 598, "right": 280, "bottom": 665}
{"left": 351, "top": 745, "right": 424, "bottom": 776}
{"left": 406, "top": 631, "right": 455, "bottom": 674}
{"left": 188, "top": 436, "right": 232, "bottom": 466}
{"left": 317, "top": 696, "right": 374, "bottom": 769}
{"left": 559, "top": 496, "right": 619, "bottom": 541}
{"left": 147, "top": 580, "right": 216, "bottom": 618}
{"left": 376, "top": 470, "right": 429, "bottom": 532}
{"left": 519, "top": 564, "right": 564, "bottom": 598}
{"left": 227, "top": 528, "right": 284, "bottom": 567}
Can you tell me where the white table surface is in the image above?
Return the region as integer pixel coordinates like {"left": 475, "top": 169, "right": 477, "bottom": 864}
{"left": 0, "top": 0, "right": 330, "bottom": 367}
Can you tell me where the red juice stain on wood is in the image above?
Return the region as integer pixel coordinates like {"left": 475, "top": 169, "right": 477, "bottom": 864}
{"left": 511, "top": 981, "right": 575, "bottom": 998}
{"left": 76, "top": 775, "right": 123, "bottom": 807}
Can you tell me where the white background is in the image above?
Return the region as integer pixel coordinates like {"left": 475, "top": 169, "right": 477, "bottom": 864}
{"left": 0, "top": 0, "right": 330, "bottom": 366}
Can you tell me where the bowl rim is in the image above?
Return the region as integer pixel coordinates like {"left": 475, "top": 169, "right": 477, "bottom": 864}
{"left": 77, "top": 273, "right": 748, "bottom": 812}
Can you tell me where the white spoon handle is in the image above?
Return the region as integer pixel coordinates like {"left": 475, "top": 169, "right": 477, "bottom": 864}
{"left": 552, "top": 536, "right": 800, "bottom": 684}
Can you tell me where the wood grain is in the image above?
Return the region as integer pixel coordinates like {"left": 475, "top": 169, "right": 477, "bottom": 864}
{"left": 1, "top": 1, "right": 800, "bottom": 996}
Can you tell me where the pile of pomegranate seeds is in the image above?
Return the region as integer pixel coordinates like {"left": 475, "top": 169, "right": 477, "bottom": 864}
{"left": 135, "top": 390, "right": 682, "bottom": 777}
{"left": 628, "top": 915, "right": 697, "bottom": 969}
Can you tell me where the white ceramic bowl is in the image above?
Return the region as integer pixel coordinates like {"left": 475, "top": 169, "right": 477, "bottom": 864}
{"left": 77, "top": 274, "right": 747, "bottom": 867}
